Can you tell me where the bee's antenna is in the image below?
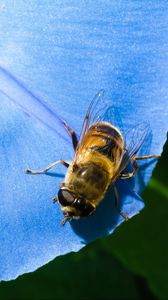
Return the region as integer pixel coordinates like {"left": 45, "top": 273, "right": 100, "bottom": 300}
{"left": 52, "top": 196, "right": 58, "bottom": 203}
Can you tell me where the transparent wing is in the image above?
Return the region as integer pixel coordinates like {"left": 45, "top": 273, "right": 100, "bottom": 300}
{"left": 79, "top": 89, "right": 123, "bottom": 143}
{"left": 79, "top": 90, "right": 105, "bottom": 142}
{"left": 0, "top": 66, "right": 70, "bottom": 143}
{"left": 74, "top": 90, "right": 151, "bottom": 169}
{"left": 125, "top": 122, "right": 151, "bottom": 157}
{"left": 120, "top": 122, "right": 151, "bottom": 172}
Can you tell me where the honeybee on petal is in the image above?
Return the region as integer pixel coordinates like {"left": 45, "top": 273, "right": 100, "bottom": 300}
{"left": 26, "top": 90, "right": 160, "bottom": 224}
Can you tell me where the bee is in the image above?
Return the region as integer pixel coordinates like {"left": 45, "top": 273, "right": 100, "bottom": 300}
{"left": 25, "top": 90, "right": 160, "bottom": 225}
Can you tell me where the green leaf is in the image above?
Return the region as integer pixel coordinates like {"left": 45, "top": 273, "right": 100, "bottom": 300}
{"left": 0, "top": 241, "right": 150, "bottom": 300}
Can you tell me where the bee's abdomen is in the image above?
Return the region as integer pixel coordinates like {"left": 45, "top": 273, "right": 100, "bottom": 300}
{"left": 89, "top": 122, "right": 124, "bottom": 161}
{"left": 91, "top": 123, "right": 122, "bottom": 140}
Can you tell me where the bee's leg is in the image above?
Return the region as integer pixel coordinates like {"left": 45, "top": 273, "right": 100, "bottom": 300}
{"left": 25, "top": 159, "right": 69, "bottom": 175}
{"left": 113, "top": 185, "right": 129, "bottom": 221}
{"left": 133, "top": 154, "right": 160, "bottom": 160}
{"left": 62, "top": 121, "right": 78, "bottom": 151}
{"left": 119, "top": 154, "right": 160, "bottom": 179}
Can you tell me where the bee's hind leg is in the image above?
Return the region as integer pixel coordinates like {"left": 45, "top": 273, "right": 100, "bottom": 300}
{"left": 113, "top": 185, "right": 129, "bottom": 221}
{"left": 25, "top": 159, "right": 69, "bottom": 175}
{"left": 133, "top": 154, "right": 160, "bottom": 160}
{"left": 119, "top": 154, "right": 160, "bottom": 179}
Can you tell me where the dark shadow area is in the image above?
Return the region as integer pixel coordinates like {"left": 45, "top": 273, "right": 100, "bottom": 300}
{"left": 134, "top": 276, "right": 158, "bottom": 300}
{"left": 70, "top": 179, "right": 143, "bottom": 243}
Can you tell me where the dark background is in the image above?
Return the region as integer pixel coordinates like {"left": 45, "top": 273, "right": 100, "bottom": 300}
{"left": 0, "top": 137, "right": 167, "bottom": 300}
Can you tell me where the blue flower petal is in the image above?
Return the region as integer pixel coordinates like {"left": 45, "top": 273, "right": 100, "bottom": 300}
{"left": 0, "top": 1, "right": 168, "bottom": 281}
{"left": 0, "top": 96, "right": 144, "bottom": 281}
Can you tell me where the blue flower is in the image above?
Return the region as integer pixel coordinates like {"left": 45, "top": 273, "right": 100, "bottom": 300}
{"left": 0, "top": 1, "right": 167, "bottom": 281}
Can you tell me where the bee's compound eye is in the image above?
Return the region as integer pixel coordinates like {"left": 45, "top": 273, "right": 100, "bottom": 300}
{"left": 58, "top": 189, "right": 75, "bottom": 206}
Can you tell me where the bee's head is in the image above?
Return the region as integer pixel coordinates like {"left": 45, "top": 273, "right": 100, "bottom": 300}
{"left": 57, "top": 188, "right": 95, "bottom": 223}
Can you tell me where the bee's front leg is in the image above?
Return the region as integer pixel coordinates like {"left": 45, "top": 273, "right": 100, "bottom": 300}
{"left": 25, "top": 159, "right": 69, "bottom": 175}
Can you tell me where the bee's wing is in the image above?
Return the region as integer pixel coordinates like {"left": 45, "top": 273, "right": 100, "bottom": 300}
{"left": 0, "top": 66, "right": 71, "bottom": 143}
{"left": 79, "top": 89, "right": 106, "bottom": 142}
{"left": 119, "top": 122, "right": 151, "bottom": 172}
{"left": 79, "top": 89, "right": 122, "bottom": 141}
{"left": 76, "top": 89, "right": 151, "bottom": 171}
